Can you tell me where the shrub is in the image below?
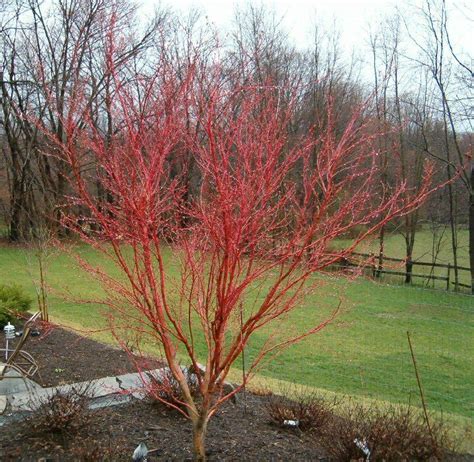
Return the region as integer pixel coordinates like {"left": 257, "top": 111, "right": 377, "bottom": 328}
{"left": 0, "top": 284, "right": 32, "bottom": 327}
{"left": 319, "top": 403, "right": 370, "bottom": 461}
{"left": 144, "top": 367, "right": 200, "bottom": 414}
{"left": 265, "top": 388, "right": 337, "bottom": 433}
{"left": 248, "top": 384, "right": 273, "bottom": 397}
{"left": 27, "top": 383, "right": 94, "bottom": 435}
{"left": 368, "top": 405, "right": 452, "bottom": 461}
{"left": 320, "top": 402, "right": 453, "bottom": 461}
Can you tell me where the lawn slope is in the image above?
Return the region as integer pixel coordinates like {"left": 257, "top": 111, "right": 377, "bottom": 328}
{"left": 0, "top": 243, "right": 472, "bottom": 422}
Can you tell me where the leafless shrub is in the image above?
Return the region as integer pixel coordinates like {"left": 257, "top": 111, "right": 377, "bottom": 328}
{"left": 320, "top": 402, "right": 454, "bottom": 461}
{"left": 143, "top": 367, "right": 200, "bottom": 413}
{"left": 249, "top": 385, "right": 273, "bottom": 397}
{"left": 265, "top": 388, "right": 337, "bottom": 433}
{"left": 27, "top": 383, "right": 95, "bottom": 435}
{"left": 368, "top": 405, "right": 452, "bottom": 461}
{"left": 319, "top": 403, "right": 370, "bottom": 461}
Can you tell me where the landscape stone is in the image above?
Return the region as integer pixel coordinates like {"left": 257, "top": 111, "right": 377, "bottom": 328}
{"left": 4, "top": 368, "right": 165, "bottom": 413}
{"left": 0, "top": 395, "right": 6, "bottom": 415}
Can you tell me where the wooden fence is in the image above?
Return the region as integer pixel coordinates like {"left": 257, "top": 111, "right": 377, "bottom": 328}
{"left": 334, "top": 251, "right": 472, "bottom": 293}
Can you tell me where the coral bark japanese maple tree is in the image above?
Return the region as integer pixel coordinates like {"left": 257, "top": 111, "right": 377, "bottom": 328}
{"left": 52, "top": 60, "right": 434, "bottom": 460}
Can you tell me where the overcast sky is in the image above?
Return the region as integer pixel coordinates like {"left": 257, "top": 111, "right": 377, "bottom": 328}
{"left": 147, "top": 0, "right": 473, "bottom": 61}
{"left": 159, "top": 0, "right": 399, "bottom": 50}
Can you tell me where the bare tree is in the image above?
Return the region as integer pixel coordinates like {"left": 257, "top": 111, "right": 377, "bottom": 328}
{"left": 0, "top": 0, "right": 163, "bottom": 240}
{"left": 369, "top": 15, "right": 431, "bottom": 283}
{"left": 406, "top": 0, "right": 472, "bottom": 291}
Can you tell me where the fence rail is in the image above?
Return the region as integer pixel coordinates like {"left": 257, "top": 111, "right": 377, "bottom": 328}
{"left": 350, "top": 251, "right": 471, "bottom": 271}
{"left": 335, "top": 251, "right": 472, "bottom": 293}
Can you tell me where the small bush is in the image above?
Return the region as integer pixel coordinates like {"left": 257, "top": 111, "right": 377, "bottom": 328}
{"left": 319, "top": 403, "right": 370, "bottom": 460}
{"left": 144, "top": 367, "right": 200, "bottom": 413}
{"left": 0, "top": 284, "right": 32, "bottom": 327}
{"left": 27, "top": 383, "right": 94, "bottom": 435}
{"left": 320, "top": 403, "right": 453, "bottom": 461}
{"left": 265, "top": 388, "right": 336, "bottom": 433}
{"left": 368, "top": 405, "right": 452, "bottom": 461}
{"left": 249, "top": 385, "right": 273, "bottom": 397}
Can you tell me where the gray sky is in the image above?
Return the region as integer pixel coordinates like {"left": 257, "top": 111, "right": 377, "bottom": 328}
{"left": 142, "top": 0, "right": 472, "bottom": 124}
{"left": 146, "top": 0, "right": 473, "bottom": 60}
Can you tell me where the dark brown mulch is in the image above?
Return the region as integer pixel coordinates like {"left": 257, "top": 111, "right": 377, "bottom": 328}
{"left": 8, "top": 324, "right": 163, "bottom": 387}
{"left": 1, "top": 323, "right": 327, "bottom": 460}
{"left": 1, "top": 397, "right": 472, "bottom": 462}
{"left": 0, "top": 393, "right": 328, "bottom": 461}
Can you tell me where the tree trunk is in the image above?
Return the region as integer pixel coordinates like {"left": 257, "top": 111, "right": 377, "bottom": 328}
{"left": 446, "top": 179, "right": 459, "bottom": 290}
{"left": 9, "top": 188, "right": 23, "bottom": 241}
{"left": 405, "top": 257, "right": 413, "bottom": 284}
{"left": 53, "top": 170, "right": 67, "bottom": 237}
{"left": 192, "top": 412, "right": 209, "bottom": 461}
{"left": 9, "top": 167, "right": 31, "bottom": 241}
{"left": 469, "top": 166, "right": 474, "bottom": 294}
{"left": 377, "top": 225, "right": 385, "bottom": 278}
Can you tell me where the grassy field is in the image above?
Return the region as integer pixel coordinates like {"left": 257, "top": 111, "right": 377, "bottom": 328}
{"left": 373, "top": 228, "right": 469, "bottom": 267}
{"left": 0, "top": 241, "right": 472, "bottom": 437}
{"left": 336, "top": 227, "right": 471, "bottom": 289}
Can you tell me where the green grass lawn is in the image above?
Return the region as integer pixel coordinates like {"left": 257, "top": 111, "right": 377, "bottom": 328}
{"left": 0, "top": 241, "right": 472, "bottom": 432}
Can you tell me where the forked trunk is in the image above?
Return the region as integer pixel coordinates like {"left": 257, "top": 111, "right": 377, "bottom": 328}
{"left": 192, "top": 412, "right": 209, "bottom": 461}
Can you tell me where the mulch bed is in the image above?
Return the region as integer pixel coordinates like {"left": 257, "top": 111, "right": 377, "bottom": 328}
{"left": 0, "top": 394, "right": 328, "bottom": 461}
{"left": 0, "top": 324, "right": 328, "bottom": 461}
{"left": 1, "top": 324, "right": 472, "bottom": 461}
{"left": 7, "top": 324, "right": 163, "bottom": 387}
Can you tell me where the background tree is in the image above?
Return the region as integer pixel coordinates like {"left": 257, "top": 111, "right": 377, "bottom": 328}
{"left": 406, "top": 0, "right": 473, "bottom": 290}
{"left": 0, "top": 0, "right": 161, "bottom": 240}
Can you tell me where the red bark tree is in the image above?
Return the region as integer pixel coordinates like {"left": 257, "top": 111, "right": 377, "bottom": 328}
{"left": 50, "top": 57, "right": 434, "bottom": 460}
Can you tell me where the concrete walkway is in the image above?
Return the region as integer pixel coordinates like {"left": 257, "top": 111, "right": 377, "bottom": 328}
{"left": 2, "top": 368, "right": 166, "bottom": 414}
{"left": 0, "top": 369, "right": 42, "bottom": 396}
{"left": 0, "top": 366, "right": 174, "bottom": 426}
{"left": 0, "top": 365, "right": 217, "bottom": 427}
{"left": 0, "top": 368, "right": 43, "bottom": 415}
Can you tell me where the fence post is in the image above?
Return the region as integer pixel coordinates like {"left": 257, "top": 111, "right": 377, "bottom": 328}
{"left": 370, "top": 252, "right": 375, "bottom": 278}
{"left": 446, "top": 264, "right": 451, "bottom": 291}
